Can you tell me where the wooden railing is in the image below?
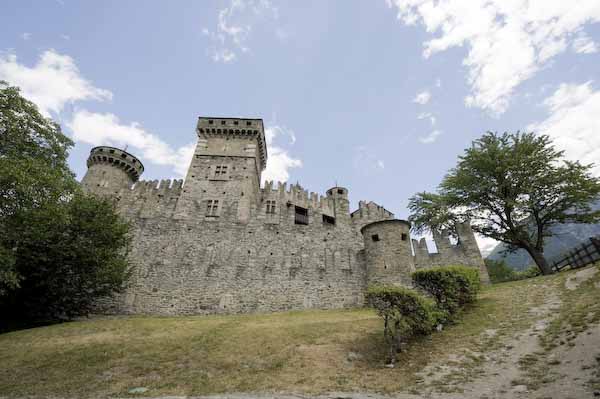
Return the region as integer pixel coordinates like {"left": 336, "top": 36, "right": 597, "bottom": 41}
{"left": 551, "top": 237, "right": 600, "bottom": 272}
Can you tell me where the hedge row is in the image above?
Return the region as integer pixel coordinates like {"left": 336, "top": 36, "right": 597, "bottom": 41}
{"left": 413, "top": 265, "right": 480, "bottom": 320}
{"left": 366, "top": 265, "right": 480, "bottom": 364}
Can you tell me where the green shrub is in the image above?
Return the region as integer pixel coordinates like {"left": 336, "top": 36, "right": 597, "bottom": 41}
{"left": 412, "top": 265, "right": 480, "bottom": 318}
{"left": 513, "top": 265, "right": 542, "bottom": 280}
{"left": 485, "top": 259, "right": 541, "bottom": 283}
{"left": 485, "top": 259, "right": 517, "bottom": 283}
{"left": 366, "top": 285, "right": 441, "bottom": 364}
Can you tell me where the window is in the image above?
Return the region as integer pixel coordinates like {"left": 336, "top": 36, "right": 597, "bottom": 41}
{"left": 371, "top": 234, "right": 380, "bottom": 242}
{"left": 208, "top": 120, "right": 214, "bottom": 124}
{"left": 294, "top": 206, "right": 309, "bottom": 225}
{"left": 221, "top": 120, "right": 226, "bottom": 125}
{"left": 214, "top": 164, "right": 228, "bottom": 178}
{"left": 234, "top": 120, "right": 239, "bottom": 125}
{"left": 322, "top": 214, "right": 335, "bottom": 225}
{"left": 266, "top": 200, "right": 277, "bottom": 214}
{"left": 206, "top": 200, "right": 219, "bottom": 216}
{"left": 401, "top": 233, "right": 408, "bottom": 241}
{"left": 246, "top": 121, "right": 251, "bottom": 126}
{"left": 337, "top": 189, "right": 344, "bottom": 194}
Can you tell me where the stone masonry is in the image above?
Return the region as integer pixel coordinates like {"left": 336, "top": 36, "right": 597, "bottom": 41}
{"left": 82, "top": 116, "right": 489, "bottom": 316}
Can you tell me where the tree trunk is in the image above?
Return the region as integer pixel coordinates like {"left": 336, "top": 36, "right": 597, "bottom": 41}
{"left": 524, "top": 245, "right": 554, "bottom": 275}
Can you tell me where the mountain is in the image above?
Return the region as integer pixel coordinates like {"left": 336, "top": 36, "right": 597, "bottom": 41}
{"left": 486, "top": 201, "right": 600, "bottom": 271}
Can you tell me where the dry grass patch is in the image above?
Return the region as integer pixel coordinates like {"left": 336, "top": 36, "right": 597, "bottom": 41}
{"left": 0, "top": 272, "right": 568, "bottom": 398}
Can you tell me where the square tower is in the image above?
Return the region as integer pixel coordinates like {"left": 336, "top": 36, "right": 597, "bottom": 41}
{"left": 174, "top": 117, "right": 267, "bottom": 223}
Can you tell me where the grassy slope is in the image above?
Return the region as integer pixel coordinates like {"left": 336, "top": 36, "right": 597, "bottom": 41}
{"left": 0, "top": 269, "right": 593, "bottom": 398}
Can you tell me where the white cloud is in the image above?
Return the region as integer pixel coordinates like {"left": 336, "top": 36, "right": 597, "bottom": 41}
{"left": 262, "top": 124, "right": 302, "bottom": 183}
{"left": 572, "top": 33, "right": 598, "bottom": 54}
{"left": 529, "top": 81, "right": 600, "bottom": 177}
{"left": 204, "top": 0, "right": 279, "bottom": 63}
{"left": 413, "top": 90, "right": 431, "bottom": 105}
{"left": 418, "top": 129, "right": 442, "bottom": 144}
{"left": 60, "top": 34, "right": 71, "bottom": 41}
{"left": 21, "top": 33, "right": 31, "bottom": 41}
{"left": 476, "top": 234, "right": 498, "bottom": 257}
{"left": 68, "top": 110, "right": 195, "bottom": 177}
{"left": 0, "top": 50, "right": 112, "bottom": 116}
{"left": 353, "top": 146, "right": 386, "bottom": 175}
{"left": 387, "top": 0, "right": 600, "bottom": 115}
{"left": 418, "top": 111, "right": 436, "bottom": 125}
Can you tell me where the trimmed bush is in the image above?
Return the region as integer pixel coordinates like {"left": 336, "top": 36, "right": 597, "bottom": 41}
{"left": 412, "top": 265, "right": 480, "bottom": 318}
{"left": 366, "top": 285, "right": 441, "bottom": 364}
{"left": 514, "top": 265, "right": 542, "bottom": 280}
{"left": 485, "top": 259, "right": 541, "bottom": 283}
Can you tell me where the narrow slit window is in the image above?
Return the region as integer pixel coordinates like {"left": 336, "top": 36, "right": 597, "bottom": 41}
{"left": 401, "top": 233, "right": 408, "bottom": 241}
{"left": 214, "top": 165, "right": 228, "bottom": 178}
{"left": 266, "top": 200, "right": 277, "bottom": 214}
{"left": 206, "top": 200, "right": 219, "bottom": 216}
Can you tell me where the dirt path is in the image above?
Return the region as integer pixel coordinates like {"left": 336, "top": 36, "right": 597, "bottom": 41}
{"left": 411, "top": 266, "right": 600, "bottom": 399}
{"left": 411, "top": 287, "right": 563, "bottom": 398}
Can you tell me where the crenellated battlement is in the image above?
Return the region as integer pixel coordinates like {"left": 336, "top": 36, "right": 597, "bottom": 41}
{"left": 350, "top": 200, "right": 395, "bottom": 230}
{"left": 413, "top": 221, "right": 488, "bottom": 282}
{"left": 260, "top": 181, "right": 336, "bottom": 214}
{"left": 196, "top": 116, "right": 267, "bottom": 171}
{"left": 131, "top": 178, "right": 184, "bottom": 193}
{"left": 87, "top": 146, "right": 144, "bottom": 182}
{"left": 82, "top": 114, "right": 488, "bottom": 316}
{"left": 114, "top": 178, "right": 184, "bottom": 220}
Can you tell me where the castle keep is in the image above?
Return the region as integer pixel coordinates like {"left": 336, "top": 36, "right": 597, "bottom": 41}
{"left": 82, "top": 116, "right": 489, "bottom": 315}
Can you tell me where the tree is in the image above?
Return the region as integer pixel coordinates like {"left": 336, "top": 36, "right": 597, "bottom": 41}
{"left": 5, "top": 193, "right": 132, "bottom": 320}
{"left": 1, "top": 80, "right": 76, "bottom": 296}
{"left": 484, "top": 259, "right": 516, "bottom": 283}
{"left": 409, "top": 132, "right": 600, "bottom": 275}
{"left": 0, "top": 81, "right": 131, "bottom": 321}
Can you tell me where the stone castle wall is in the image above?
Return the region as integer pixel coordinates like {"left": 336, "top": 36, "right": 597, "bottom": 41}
{"left": 84, "top": 116, "right": 488, "bottom": 316}
{"left": 102, "top": 180, "right": 367, "bottom": 315}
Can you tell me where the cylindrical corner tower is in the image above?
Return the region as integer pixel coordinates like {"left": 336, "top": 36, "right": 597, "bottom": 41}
{"left": 81, "top": 146, "right": 144, "bottom": 196}
{"left": 326, "top": 186, "right": 350, "bottom": 223}
{"left": 361, "top": 219, "right": 415, "bottom": 286}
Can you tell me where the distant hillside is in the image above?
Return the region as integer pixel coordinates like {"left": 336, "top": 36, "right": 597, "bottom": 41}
{"left": 487, "top": 201, "right": 600, "bottom": 271}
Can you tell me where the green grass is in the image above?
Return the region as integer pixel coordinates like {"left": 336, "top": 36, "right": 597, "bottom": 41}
{"left": 0, "top": 269, "right": 591, "bottom": 398}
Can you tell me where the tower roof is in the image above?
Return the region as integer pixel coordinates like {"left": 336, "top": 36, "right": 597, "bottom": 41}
{"left": 87, "top": 146, "right": 144, "bottom": 182}
{"left": 196, "top": 116, "right": 268, "bottom": 171}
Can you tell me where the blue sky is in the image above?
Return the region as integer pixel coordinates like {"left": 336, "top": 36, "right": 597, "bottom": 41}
{"left": 2, "top": 0, "right": 600, "bottom": 253}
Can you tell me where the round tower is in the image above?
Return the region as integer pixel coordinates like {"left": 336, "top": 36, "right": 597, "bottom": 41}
{"left": 361, "top": 219, "right": 415, "bottom": 287}
{"left": 326, "top": 186, "right": 350, "bottom": 224}
{"left": 81, "top": 146, "right": 144, "bottom": 195}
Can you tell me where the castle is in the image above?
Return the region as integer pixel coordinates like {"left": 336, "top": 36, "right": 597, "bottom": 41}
{"left": 82, "top": 116, "right": 489, "bottom": 315}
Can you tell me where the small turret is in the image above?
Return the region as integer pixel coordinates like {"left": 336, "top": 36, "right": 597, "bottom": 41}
{"left": 361, "top": 219, "right": 415, "bottom": 287}
{"left": 326, "top": 186, "right": 350, "bottom": 224}
{"left": 81, "top": 146, "right": 144, "bottom": 195}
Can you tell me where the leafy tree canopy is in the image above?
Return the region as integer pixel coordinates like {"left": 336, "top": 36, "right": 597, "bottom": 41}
{"left": 0, "top": 82, "right": 131, "bottom": 322}
{"left": 409, "top": 132, "right": 600, "bottom": 275}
